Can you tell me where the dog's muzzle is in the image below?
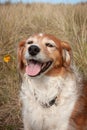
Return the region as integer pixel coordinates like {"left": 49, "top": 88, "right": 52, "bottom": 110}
{"left": 25, "top": 45, "right": 53, "bottom": 77}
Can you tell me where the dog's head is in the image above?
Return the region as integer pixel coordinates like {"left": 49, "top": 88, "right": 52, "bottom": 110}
{"left": 18, "top": 33, "right": 71, "bottom": 77}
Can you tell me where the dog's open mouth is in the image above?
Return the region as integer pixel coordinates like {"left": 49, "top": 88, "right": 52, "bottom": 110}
{"left": 26, "top": 59, "right": 52, "bottom": 77}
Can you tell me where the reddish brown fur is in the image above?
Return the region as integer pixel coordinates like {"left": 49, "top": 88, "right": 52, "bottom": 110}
{"left": 70, "top": 82, "right": 87, "bottom": 130}
{"left": 42, "top": 34, "right": 72, "bottom": 68}
{"left": 18, "top": 40, "right": 26, "bottom": 71}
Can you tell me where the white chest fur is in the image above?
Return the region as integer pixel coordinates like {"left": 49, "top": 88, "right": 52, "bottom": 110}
{"left": 20, "top": 74, "right": 78, "bottom": 130}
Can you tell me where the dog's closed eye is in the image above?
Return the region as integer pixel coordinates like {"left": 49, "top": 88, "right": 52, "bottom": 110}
{"left": 45, "top": 43, "right": 54, "bottom": 47}
{"left": 27, "top": 41, "right": 33, "bottom": 44}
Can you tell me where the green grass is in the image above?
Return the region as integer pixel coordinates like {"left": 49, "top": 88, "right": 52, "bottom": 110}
{"left": 0, "top": 2, "right": 87, "bottom": 129}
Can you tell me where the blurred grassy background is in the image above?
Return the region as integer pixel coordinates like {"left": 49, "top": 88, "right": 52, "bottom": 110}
{"left": 0, "top": 2, "right": 87, "bottom": 130}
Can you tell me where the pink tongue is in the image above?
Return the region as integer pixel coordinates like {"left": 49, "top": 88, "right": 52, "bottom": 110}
{"left": 26, "top": 62, "right": 41, "bottom": 76}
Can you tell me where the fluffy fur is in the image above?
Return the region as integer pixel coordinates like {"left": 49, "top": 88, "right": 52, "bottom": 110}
{"left": 18, "top": 33, "right": 87, "bottom": 130}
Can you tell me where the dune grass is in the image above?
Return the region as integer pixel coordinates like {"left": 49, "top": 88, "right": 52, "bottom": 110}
{"left": 0, "top": 2, "right": 87, "bottom": 130}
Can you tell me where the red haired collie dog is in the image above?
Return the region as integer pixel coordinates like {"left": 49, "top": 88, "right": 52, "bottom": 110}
{"left": 18, "top": 33, "right": 87, "bottom": 130}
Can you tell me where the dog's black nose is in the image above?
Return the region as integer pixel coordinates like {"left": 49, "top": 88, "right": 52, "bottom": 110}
{"left": 28, "top": 45, "right": 40, "bottom": 56}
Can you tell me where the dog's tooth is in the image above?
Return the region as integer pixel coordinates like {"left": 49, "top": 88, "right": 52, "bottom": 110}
{"left": 42, "top": 63, "right": 46, "bottom": 69}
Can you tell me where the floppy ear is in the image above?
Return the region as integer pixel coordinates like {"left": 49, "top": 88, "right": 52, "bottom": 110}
{"left": 18, "top": 40, "right": 26, "bottom": 70}
{"left": 61, "top": 41, "right": 72, "bottom": 67}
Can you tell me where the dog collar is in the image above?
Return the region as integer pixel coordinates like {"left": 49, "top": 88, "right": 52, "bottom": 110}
{"left": 42, "top": 96, "right": 57, "bottom": 108}
{"left": 34, "top": 92, "right": 58, "bottom": 108}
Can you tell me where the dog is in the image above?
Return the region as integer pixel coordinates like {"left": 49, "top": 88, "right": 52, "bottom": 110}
{"left": 18, "top": 33, "right": 87, "bottom": 130}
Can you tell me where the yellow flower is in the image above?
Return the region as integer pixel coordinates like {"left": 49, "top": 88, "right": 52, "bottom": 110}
{"left": 3, "top": 55, "right": 11, "bottom": 63}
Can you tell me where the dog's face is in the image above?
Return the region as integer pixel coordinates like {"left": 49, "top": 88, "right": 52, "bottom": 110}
{"left": 18, "top": 33, "right": 71, "bottom": 77}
